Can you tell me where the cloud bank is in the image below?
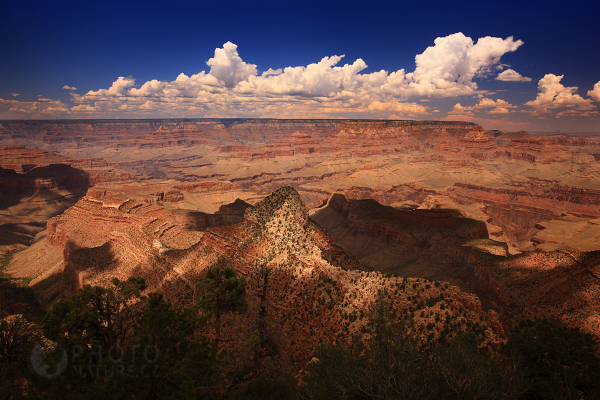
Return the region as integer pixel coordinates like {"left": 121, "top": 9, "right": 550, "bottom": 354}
{"left": 450, "top": 97, "right": 518, "bottom": 116}
{"left": 0, "top": 98, "right": 69, "bottom": 115}
{"left": 63, "top": 33, "right": 524, "bottom": 118}
{"left": 2, "top": 33, "right": 597, "bottom": 125}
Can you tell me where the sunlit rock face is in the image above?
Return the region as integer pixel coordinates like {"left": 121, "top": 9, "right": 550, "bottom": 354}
{"left": 8, "top": 185, "right": 506, "bottom": 363}
{"left": 3, "top": 117, "right": 600, "bottom": 253}
{"left": 310, "top": 192, "right": 600, "bottom": 344}
{"left": 4, "top": 119, "right": 600, "bottom": 352}
{"left": 0, "top": 145, "right": 136, "bottom": 256}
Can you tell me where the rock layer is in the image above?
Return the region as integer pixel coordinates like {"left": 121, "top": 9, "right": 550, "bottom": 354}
{"left": 5, "top": 119, "right": 600, "bottom": 253}
{"left": 0, "top": 146, "right": 135, "bottom": 255}
{"left": 7, "top": 186, "right": 505, "bottom": 362}
{"left": 4, "top": 119, "right": 600, "bottom": 354}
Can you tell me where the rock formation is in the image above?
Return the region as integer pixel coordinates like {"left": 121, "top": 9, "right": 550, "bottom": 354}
{"left": 3, "top": 118, "right": 600, "bottom": 355}
{"left": 5, "top": 119, "right": 598, "bottom": 253}
{"left": 6, "top": 186, "right": 505, "bottom": 361}
{"left": 310, "top": 193, "right": 600, "bottom": 343}
{"left": 0, "top": 146, "right": 135, "bottom": 256}
{"left": 311, "top": 192, "right": 505, "bottom": 273}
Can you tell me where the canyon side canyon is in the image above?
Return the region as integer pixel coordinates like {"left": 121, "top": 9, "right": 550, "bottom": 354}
{"left": 2, "top": 118, "right": 600, "bottom": 353}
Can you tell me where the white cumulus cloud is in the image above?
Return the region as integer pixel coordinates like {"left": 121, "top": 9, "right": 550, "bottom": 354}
{"left": 84, "top": 76, "right": 136, "bottom": 98}
{"left": 22, "top": 34, "right": 528, "bottom": 118}
{"left": 400, "top": 33, "right": 523, "bottom": 98}
{"left": 525, "top": 74, "right": 595, "bottom": 114}
{"left": 207, "top": 41, "right": 257, "bottom": 88}
{"left": 496, "top": 69, "right": 532, "bottom": 82}
{"left": 449, "top": 97, "right": 517, "bottom": 116}
{"left": 71, "top": 104, "right": 97, "bottom": 113}
{"left": 588, "top": 81, "right": 600, "bottom": 102}
{"left": 63, "top": 85, "right": 77, "bottom": 90}
{"left": 0, "top": 98, "right": 69, "bottom": 117}
{"left": 367, "top": 100, "right": 430, "bottom": 115}
{"left": 236, "top": 56, "right": 371, "bottom": 98}
{"left": 129, "top": 80, "right": 166, "bottom": 97}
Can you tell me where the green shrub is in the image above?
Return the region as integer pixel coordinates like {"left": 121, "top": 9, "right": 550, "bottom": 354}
{"left": 505, "top": 318, "right": 600, "bottom": 400}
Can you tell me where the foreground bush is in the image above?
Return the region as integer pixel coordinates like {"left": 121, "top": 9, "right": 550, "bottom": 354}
{"left": 3, "top": 272, "right": 600, "bottom": 399}
{"left": 302, "top": 331, "right": 526, "bottom": 400}
{"left": 505, "top": 318, "right": 600, "bottom": 400}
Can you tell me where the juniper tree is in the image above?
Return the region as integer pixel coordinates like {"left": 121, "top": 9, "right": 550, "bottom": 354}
{"left": 42, "top": 276, "right": 147, "bottom": 355}
{"left": 197, "top": 265, "right": 248, "bottom": 346}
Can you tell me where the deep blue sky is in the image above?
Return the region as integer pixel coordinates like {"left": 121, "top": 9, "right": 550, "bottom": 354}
{"left": 1, "top": 0, "right": 599, "bottom": 132}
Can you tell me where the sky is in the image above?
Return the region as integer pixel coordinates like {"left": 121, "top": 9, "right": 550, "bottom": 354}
{"left": 1, "top": 0, "right": 599, "bottom": 132}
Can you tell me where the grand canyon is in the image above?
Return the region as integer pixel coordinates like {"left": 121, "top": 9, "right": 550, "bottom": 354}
{"left": 2, "top": 118, "right": 600, "bottom": 397}
{"left": 4, "top": 0, "right": 600, "bottom": 395}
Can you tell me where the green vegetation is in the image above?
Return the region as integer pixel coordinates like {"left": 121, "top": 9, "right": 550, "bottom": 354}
{"left": 0, "top": 252, "right": 13, "bottom": 277}
{"left": 0, "top": 315, "right": 44, "bottom": 365}
{"left": 504, "top": 318, "right": 600, "bottom": 400}
{"left": 301, "top": 315, "right": 600, "bottom": 400}
{"left": 0, "top": 250, "right": 40, "bottom": 318}
{"left": 42, "top": 276, "right": 148, "bottom": 350}
{"left": 197, "top": 265, "right": 248, "bottom": 346}
{"left": 0, "top": 267, "right": 250, "bottom": 399}
{"left": 302, "top": 298, "right": 526, "bottom": 400}
{"left": 2, "top": 268, "right": 600, "bottom": 399}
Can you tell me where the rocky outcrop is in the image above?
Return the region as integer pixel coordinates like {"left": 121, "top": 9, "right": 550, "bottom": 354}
{"left": 481, "top": 249, "right": 600, "bottom": 337}
{"left": 251, "top": 131, "right": 321, "bottom": 158}
{"left": 309, "top": 192, "right": 600, "bottom": 344}
{"left": 0, "top": 163, "right": 133, "bottom": 194}
{"left": 46, "top": 195, "right": 206, "bottom": 291}
{"left": 310, "top": 192, "right": 508, "bottom": 301}
{"left": 5, "top": 119, "right": 600, "bottom": 357}
{"left": 503, "top": 139, "right": 581, "bottom": 164}
{"left": 86, "top": 180, "right": 263, "bottom": 215}
{"left": 245, "top": 186, "right": 309, "bottom": 231}
{"left": 0, "top": 146, "right": 137, "bottom": 256}
{"left": 9, "top": 186, "right": 505, "bottom": 363}
{"left": 47, "top": 186, "right": 254, "bottom": 251}
{"left": 0, "top": 145, "right": 68, "bottom": 172}
{"left": 448, "top": 182, "right": 600, "bottom": 251}
{"left": 530, "top": 218, "right": 600, "bottom": 252}
{"left": 489, "top": 130, "right": 533, "bottom": 145}
{"left": 8, "top": 119, "right": 598, "bottom": 254}
{"left": 0, "top": 145, "right": 134, "bottom": 191}
{"left": 127, "top": 122, "right": 222, "bottom": 148}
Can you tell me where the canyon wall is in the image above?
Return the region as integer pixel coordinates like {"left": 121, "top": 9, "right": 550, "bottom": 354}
{"left": 4, "top": 118, "right": 600, "bottom": 255}
{"left": 7, "top": 186, "right": 505, "bottom": 361}
{"left": 3, "top": 119, "right": 600, "bottom": 348}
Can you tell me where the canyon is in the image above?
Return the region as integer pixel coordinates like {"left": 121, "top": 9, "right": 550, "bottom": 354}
{"left": 2, "top": 118, "right": 600, "bottom": 353}
{"left": 3, "top": 118, "right": 599, "bottom": 254}
{"left": 5, "top": 186, "right": 505, "bottom": 361}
